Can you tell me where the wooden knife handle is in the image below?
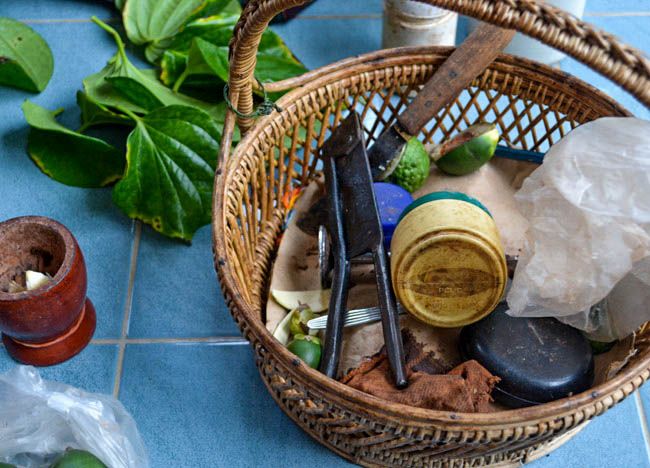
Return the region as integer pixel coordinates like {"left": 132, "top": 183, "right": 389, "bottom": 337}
{"left": 397, "top": 23, "right": 516, "bottom": 137}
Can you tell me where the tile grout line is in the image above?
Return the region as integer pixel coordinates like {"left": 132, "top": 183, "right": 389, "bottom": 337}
{"left": 634, "top": 391, "right": 650, "bottom": 464}
{"left": 112, "top": 220, "right": 142, "bottom": 399}
{"left": 93, "top": 336, "right": 249, "bottom": 345}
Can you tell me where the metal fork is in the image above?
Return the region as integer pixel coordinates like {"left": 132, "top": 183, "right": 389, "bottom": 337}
{"left": 307, "top": 304, "right": 407, "bottom": 330}
{"left": 308, "top": 293, "right": 513, "bottom": 330}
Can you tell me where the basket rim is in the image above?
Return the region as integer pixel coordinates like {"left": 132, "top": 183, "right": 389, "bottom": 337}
{"left": 214, "top": 46, "right": 646, "bottom": 429}
{"left": 260, "top": 45, "right": 633, "bottom": 117}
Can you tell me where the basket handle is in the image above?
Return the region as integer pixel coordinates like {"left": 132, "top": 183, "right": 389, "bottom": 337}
{"left": 225, "top": 0, "right": 650, "bottom": 137}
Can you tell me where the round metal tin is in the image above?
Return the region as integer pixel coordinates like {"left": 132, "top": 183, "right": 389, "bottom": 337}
{"left": 391, "top": 193, "right": 507, "bottom": 328}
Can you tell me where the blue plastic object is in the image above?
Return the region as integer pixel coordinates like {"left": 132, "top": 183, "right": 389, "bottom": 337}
{"left": 494, "top": 145, "right": 545, "bottom": 164}
{"left": 373, "top": 182, "right": 413, "bottom": 250}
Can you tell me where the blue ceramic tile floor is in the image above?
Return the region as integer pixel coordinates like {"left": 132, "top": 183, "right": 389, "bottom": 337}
{"left": 0, "top": 1, "right": 649, "bottom": 467}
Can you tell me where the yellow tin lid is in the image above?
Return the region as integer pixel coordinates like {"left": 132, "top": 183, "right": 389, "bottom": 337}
{"left": 391, "top": 198, "right": 507, "bottom": 328}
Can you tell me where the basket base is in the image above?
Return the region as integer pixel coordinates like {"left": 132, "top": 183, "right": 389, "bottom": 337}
{"left": 260, "top": 363, "right": 589, "bottom": 467}
{"left": 492, "top": 424, "right": 587, "bottom": 467}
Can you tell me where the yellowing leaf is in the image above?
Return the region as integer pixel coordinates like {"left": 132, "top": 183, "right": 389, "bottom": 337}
{"left": 112, "top": 105, "right": 220, "bottom": 241}
{"left": 22, "top": 101, "right": 125, "bottom": 188}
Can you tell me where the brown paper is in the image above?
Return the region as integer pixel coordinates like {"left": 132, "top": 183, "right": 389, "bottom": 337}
{"left": 414, "top": 157, "right": 537, "bottom": 257}
{"left": 594, "top": 334, "right": 637, "bottom": 384}
{"left": 265, "top": 179, "right": 324, "bottom": 333}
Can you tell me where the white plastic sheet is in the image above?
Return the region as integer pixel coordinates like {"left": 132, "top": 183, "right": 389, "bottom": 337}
{"left": 0, "top": 366, "right": 148, "bottom": 468}
{"left": 507, "top": 117, "right": 650, "bottom": 340}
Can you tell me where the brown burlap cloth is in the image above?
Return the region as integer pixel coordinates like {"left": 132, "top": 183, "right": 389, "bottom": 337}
{"left": 341, "top": 330, "right": 500, "bottom": 412}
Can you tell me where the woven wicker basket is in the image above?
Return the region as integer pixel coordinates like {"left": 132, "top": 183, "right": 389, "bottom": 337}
{"left": 213, "top": 1, "right": 650, "bottom": 465}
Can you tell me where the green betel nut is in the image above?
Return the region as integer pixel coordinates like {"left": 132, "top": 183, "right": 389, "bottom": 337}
{"left": 50, "top": 449, "right": 108, "bottom": 468}
{"left": 287, "top": 335, "right": 322, "bottom": 369}
{"left": 390, "top": 137, "right": 431, "bottom": 193}
{"left": 433, "top": 123, "right": 500, "bottom": 176}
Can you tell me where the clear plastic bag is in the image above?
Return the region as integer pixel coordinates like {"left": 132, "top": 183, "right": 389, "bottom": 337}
{"left": 507, "top": 117, "right": 650, "bottom": 340}
{"left": 559, "top": 257, "right": 650, "bottom": 342}
{"left": 0, "top": 366, "right": 149, "bottom": 468}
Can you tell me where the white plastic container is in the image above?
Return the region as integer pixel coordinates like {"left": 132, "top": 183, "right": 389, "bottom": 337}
{"left": 382, "top": 0, "right": 458, "bottom": 48}
{"left": 467, "top": 0, "right": 587, "bottom": 65}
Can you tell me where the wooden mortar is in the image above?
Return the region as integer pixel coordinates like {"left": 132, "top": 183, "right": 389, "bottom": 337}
{"left": 0, "top": 216, "right": 96, "bottom": 366}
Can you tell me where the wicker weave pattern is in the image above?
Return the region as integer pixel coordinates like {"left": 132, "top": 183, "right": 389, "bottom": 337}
{"left": 212, "top": 2, "right": 650, "bottom": 465}
{"left": 255, "top": 341, "right": 649, "bottom": 467}
{"left": 226, "top": 0, "right": 650, "bottom": 130}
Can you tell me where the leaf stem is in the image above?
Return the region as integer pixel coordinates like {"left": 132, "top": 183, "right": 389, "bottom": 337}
{"left": 91, "top": 16, "right": 127, "bottom": 60}
{"left": 114, "top": 106, "right": 142, "bottom": 122}
{"left": 173, "top": 69, "right": 191, "bottom": 93}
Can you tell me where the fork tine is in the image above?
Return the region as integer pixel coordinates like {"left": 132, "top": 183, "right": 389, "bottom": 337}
{"left": 308, "top": 305, "right": 403, "bottom": 330}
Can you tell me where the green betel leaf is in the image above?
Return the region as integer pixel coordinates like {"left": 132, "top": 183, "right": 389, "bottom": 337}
{"left": 90, "top": 17, "right": 225, "bottom": 120}
{"left": 189, "top": 38, "right": 227, "bottom": 78}
{"left": 83, "top": 68, "right": 159, "bottom": 116}
{"left": 122, "top": 0, "right": 206, "bottom": 62}
{"left": 145, "top": 4, "right": 242, "bottom": 65}
{"left": 255, "top": 53, "right": 308, "bottom": 84}
{"left": 255, "top": 31, "right": 308, "bottom": 85}
{"left": 0, "top": 17, "right": 53, "bottom": 92}
{"left": 83, "top": 69, "right": 147, "bottom": 116}
{"left": 160, "top": 12, "right": 306, "bottom": 90}
{"left": 112, "top": 105, "right": 220, "bottom": 241}
{"left": 22, "top": 101, "right": 125, "bottom": 188}
{"left": 160, "top": 50, "right": 188, "bottom": 87}
{"left": 165, "top": 14, "right": 239, "bottom": 53}
{"left": 77, "top": 91, "right": 134, "bottom": 130}
{"left": 166, "top": 25, "right": 307, "bottom": 93}
{"left": 172, "top": 37, "right": 228, "bottom": 91}
{"left": 115, "top": 0, "right": 127, "bottom": 10}
{"left": 160, "top": 50, "right": 221, "bottom": 90}
{"left": 156, "top": 13, "right": 234, "bottom": 86}
{"left": 106, "top": 75, "right": 166, "bottom": 111}
{"left": 184, "top": 0, "right": 241, "bottom": 24}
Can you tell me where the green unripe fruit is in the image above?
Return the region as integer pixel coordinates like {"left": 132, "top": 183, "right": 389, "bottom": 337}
{"left": 433, "top": 123, "right": 499, "bottom": 176}
{"left": 287, "top": 334, "right": 322, "bottom": 369}
{"left": 50, "top": 449, "right": 107, "bottom": 468}
{"left": 389, "top": 137, "right": 430, "bottom": 193}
